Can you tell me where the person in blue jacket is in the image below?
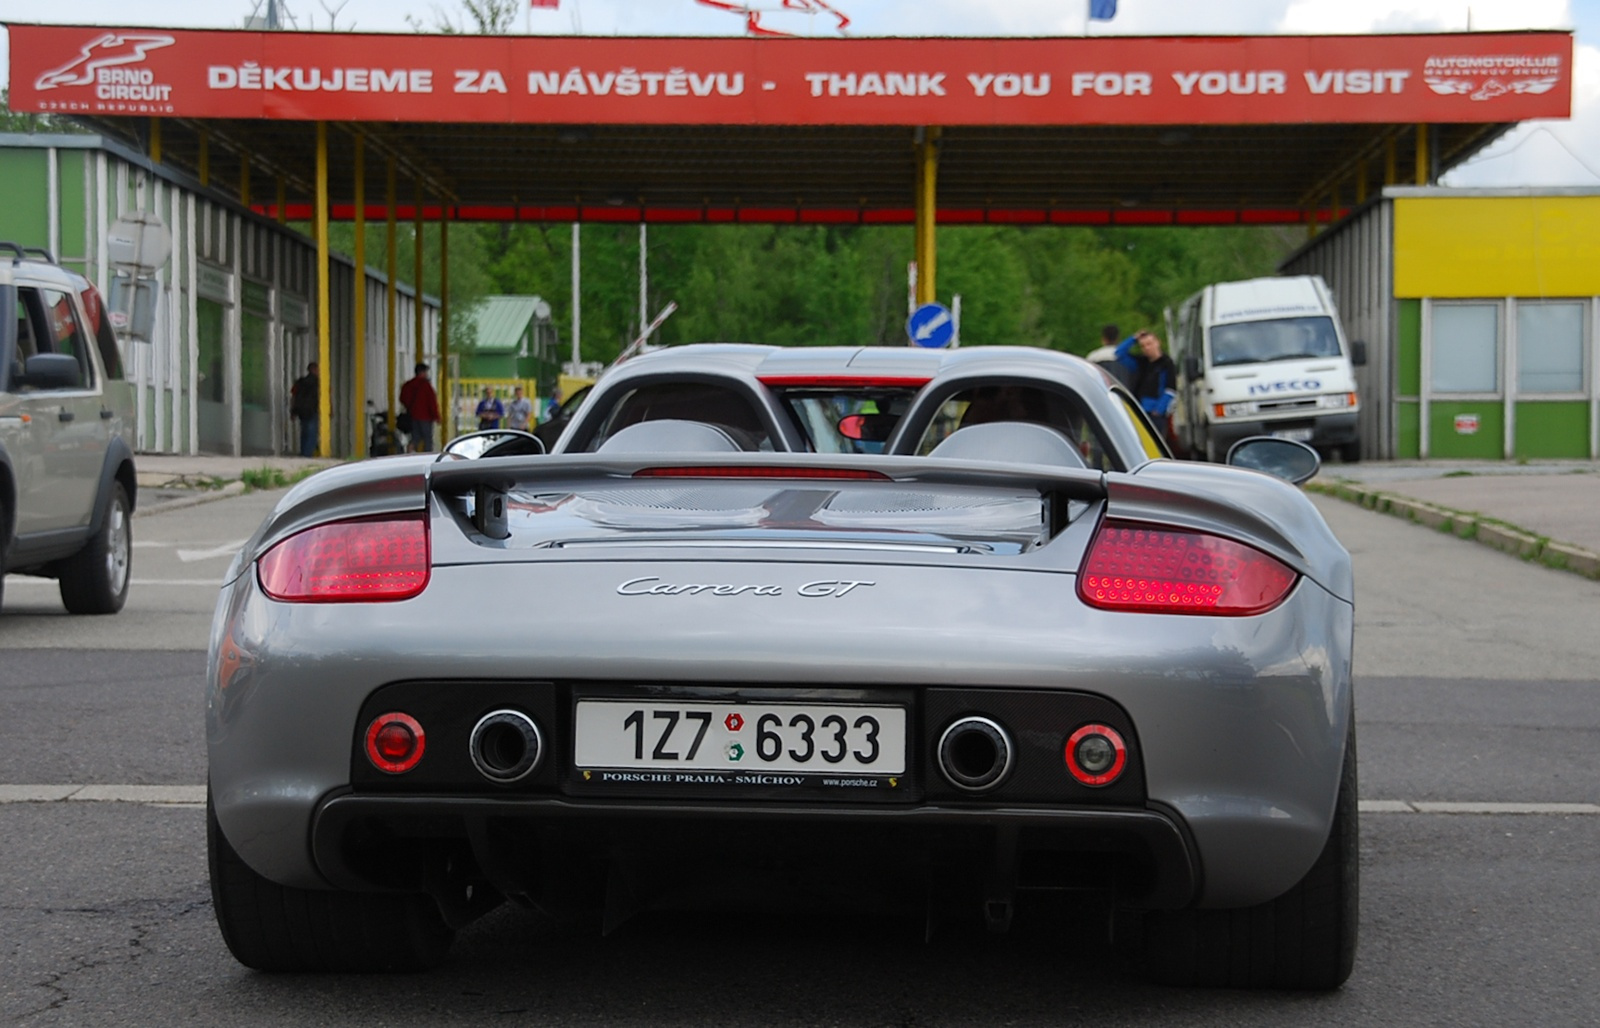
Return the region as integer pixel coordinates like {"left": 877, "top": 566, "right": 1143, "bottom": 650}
{"left": 1116, "top": 330, "right": 1177, "bottom": 440}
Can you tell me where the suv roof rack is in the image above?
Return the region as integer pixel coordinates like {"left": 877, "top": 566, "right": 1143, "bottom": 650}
{"left": 0, "top": 242, "right": 58, "bottom": 265}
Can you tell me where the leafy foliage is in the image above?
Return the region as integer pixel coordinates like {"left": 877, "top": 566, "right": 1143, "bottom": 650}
{"left": 310, "top": 213, "right": 1296, "bottom": 370}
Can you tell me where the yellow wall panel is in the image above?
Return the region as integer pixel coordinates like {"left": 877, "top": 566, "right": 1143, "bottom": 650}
{"left": 1394, "top": 195, "right": 1600, "bottom": 299}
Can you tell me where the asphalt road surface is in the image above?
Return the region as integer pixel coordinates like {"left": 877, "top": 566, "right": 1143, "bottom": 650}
{"left": 2, "top": 488, "right": 1597, "bottom": 1026}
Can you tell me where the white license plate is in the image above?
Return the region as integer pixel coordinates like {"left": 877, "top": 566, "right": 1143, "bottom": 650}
{"left": 1271, "top": 427, "right": 1314, "bottom": 442}
{"left": 575, "top": 700, "right": 906, "bottom": 775}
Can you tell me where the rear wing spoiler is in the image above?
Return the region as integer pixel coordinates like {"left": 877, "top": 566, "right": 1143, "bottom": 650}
{"left": 427, "top": 452, "right": 1110, "bottom": 541}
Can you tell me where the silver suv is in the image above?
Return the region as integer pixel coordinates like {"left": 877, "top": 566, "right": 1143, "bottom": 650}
{"left": 1, "top": 243, "right": 137, "bottom": 614}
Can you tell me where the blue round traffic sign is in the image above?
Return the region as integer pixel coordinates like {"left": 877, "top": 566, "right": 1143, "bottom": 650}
{"left": 907, "top": 302, "right": 955, "bottom": 348}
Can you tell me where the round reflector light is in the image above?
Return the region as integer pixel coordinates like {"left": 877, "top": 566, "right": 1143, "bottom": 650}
{"left": 365, "top": 712, "right": 426, "bottom": 774}
{"left": 1065, "top": 723, "right": 1127, "bottom": 787}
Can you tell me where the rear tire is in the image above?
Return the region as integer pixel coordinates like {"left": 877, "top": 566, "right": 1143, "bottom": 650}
{"left": 1338, "top": 441, "right": 1362, "bottom": 463}
{"left": 207, "top": 792, "right": 454, "bottom": 972}
{"left": 1141, "top": 728, "right": 1358, "bottom": 989}
{"left": 59, "top": 480, "right": 131, "bottom": 614}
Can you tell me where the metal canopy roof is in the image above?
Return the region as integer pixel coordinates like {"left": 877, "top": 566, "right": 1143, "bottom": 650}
{"left": 5, "top": 25, "right": 1571, "bottom": 225}
{"left": 73, "top": 118, "right": 1512, "bottom": 226}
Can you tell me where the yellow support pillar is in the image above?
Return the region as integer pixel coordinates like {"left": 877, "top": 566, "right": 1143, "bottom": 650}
{"left": 352, "top": 135, "right": 367, "bottom": 459}
{"left": 440, "top": 215, "right": 451, "bottom": 446}
{"left": 149, "top": 118, "right": 162, "bottom": 163}
{"left": 913, "top": 127, "right": 940, "bottom": 307}
{"left": 314, "top": 122, "right": 332, "bottom": 458}
{"left": 413, "top": 180, "right": 426, "bottom": 433}
{"left": 386, "top": 159, "right": 398, "bottom": 439}
{"left": 1415, "top": 123, "right": 1430, "bottom": 186}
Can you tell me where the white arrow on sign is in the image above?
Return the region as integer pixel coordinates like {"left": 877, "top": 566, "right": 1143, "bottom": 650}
{"left": 914, "top": 309, "right": 952, "bottom": 341}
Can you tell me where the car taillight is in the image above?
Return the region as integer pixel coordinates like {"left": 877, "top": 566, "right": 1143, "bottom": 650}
{"left": 257, "top": 514, "right": 430, "bottom": 602}
{"left": 1078, "top": 519, "right": 1296, "bottom": 616}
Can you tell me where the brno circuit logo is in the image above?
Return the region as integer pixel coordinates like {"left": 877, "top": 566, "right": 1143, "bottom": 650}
{"left": 34, "top": 33, "right": 177, "bottom": 92}
{"left": 1422, "top": 52, "right": 1563, "bottom": 101}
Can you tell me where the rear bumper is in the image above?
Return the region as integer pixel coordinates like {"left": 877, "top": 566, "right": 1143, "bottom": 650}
{"left": 209, "top": 565, "right": 1353, "bottom": 911}
{"left": 1211, "top": 411, "right": 1359, "bottom": 450}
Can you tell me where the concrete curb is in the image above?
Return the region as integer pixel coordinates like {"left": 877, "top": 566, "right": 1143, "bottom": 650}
{"left": 134, "top": 479, "right": 247, "bottom": 518}
{"left": 1308, "top": 479, "right": 1600, "bottom": 581}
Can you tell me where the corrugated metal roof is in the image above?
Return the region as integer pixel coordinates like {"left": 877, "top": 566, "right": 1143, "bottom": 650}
{"left": 70, "top": 118, "right": 1515, "bottom": 227}
{"left": 468, "top": 295, "right": 543, "bottom": 352}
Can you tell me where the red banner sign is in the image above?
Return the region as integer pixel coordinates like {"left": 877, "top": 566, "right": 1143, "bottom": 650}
{"left": 4, "top": 24, "right": 1572, "bottom": 125}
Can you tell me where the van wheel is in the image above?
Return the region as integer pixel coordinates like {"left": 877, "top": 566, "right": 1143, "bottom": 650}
{"left": 208, "top": 792, "right": 454, "bottom": 972}
{"left": 1338, "top": 442, "right": 1361, "bottom": 463}
{"left": 59, "top": 481, "right": 131, "bottom": 614}
{"left": 1141, "top": 728, "right": 1358, "bottom": 989}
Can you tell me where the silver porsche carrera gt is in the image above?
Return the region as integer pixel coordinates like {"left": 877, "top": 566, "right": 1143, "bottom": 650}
{"left": 206, "top": 345, "right": 1356, "bottom": 989}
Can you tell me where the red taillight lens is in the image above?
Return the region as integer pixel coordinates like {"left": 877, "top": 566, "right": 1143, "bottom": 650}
{"left": 257, "top": 515, "right": 430, "bottom": 602}
{"left": 1065, "top": 723, "right": 1127, "bottom": 787}
{"left": 365, "top": 712, "right": 425, "bottom": 774}
{"left": 633, "top": 466, "right": 889, "bottom": 480}
{"left": 1078, "top": 519, "right": 1296, "bottom": 615}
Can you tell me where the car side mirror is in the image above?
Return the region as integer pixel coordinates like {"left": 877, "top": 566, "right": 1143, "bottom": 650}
{"left": 837, "top": 413, "right": 898, "bottom": 443}
{"left": 441, "top": 429, "right": 545, "bottom": 460}
{"left": 19, "top": 353, "right": 82, "bottom": 390}
{"left": 1226, "top": 437, "right": 1321, "bottom": 486}
{"left": 1182, "top": 354, "right": 1201, "bottom": 379}
{"left": 1350, "top": 340, "right": 1368, "bottom": 367}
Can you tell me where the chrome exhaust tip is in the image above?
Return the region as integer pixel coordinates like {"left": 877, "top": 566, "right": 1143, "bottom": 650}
{"left": 936, "top": 715, "right": 1014, "bottom": 792}
{"left": 468, "top": 709, "right": 544, "bottom": 783}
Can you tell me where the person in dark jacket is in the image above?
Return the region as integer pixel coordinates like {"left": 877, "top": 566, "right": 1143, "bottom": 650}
{"left": 399, "top": 362, "right": 440, "bottom": 452}
{"left": 1115, "top": 330, "right": 1177, "bottom": 439}
{"left": 289, "top": 361, "right": 319, "bottom": 457}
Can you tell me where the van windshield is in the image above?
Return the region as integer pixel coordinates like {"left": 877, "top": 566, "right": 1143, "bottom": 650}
{"left": 1210, "top": 316, "right": 1341, "bottom": 367}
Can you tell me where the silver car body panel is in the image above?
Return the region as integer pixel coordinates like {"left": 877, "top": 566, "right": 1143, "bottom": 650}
{"left": 209, "top": 440, "right": 1353, "bottom": 910}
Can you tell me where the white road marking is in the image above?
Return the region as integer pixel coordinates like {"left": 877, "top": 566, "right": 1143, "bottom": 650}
{"left": 0, "top": 787, "right": 1594, "bottom": 815}
{"left": 0, "top": 785, "right": 206, "bottom": 806}
{"left": 177, "top": 538, "right": 250, "bottom": 562}
{"left": 5, "top": 577, "right": 223, "bottom": 586}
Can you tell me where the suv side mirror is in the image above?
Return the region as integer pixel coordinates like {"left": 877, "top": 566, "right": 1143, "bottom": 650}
{"left": 1182, "top": 354, "right": 1201, "bottom": 379}
{"left": 1350, "top": 340, "right": 1368, "bottom": 367}
{"left": 19, "top": 353, "right": 82, "bottom": 390}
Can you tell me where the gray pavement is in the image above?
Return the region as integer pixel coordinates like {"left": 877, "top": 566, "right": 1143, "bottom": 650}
{"left": 1310, "top": 458, "right": 1600, "bottom": 578}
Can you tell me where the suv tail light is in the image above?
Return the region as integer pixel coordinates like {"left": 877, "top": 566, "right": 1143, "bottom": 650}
{"left": 1078, "top": 519, "right": 1295, "bottom": 616}
{"left": 257, "top": 514, "right": 430, "bottom": 602}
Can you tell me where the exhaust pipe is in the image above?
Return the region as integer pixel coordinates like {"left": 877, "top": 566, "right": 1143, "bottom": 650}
{"left": 469, "top": 709, "right": 544, "bottom": 783}
{"left": 936, "top": 716, "right": 1014, "bottom": 792}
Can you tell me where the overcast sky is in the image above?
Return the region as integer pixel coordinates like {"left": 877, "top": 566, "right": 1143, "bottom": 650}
{"left": 3, "top": 0, "right": 1597, "bottom": 187}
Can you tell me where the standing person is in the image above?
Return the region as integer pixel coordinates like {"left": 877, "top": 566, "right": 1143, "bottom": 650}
{"left": 398, "top": 362, "right": 440, "bottom": 452}
{"left": 475, "top": 386, "right": 504, "bottom": 430}
{"left": 289, "top": 361, "right": 319, "bottom": 457}
{"left": 505, "top": 385, "right": 534, "bottom": 432}
{"left": 542, "top": 386, "right": 563, "bottom": 424}
{"left": 1115, "top": 330, "right": 1177, "bottom": 440}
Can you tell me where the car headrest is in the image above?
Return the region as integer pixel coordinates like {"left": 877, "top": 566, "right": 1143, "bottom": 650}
{"left": 596, "top": 418, "right": 745, "bottom": 454}
{"left": 927, "top": 422, "right": 1087, "bottom": 468}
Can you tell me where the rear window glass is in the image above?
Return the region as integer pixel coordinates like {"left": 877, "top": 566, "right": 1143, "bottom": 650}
{"left": 771, "top": 388, "right": 921, "bottom": 454}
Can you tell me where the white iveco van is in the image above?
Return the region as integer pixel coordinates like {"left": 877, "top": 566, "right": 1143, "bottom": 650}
{"left": 1168, "top": 275, "right": 1366, "bottom": 462}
